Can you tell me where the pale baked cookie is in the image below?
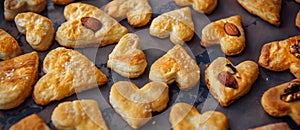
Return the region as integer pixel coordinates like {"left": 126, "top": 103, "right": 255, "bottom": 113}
{"left": 33, "top": 47, "right": 107, "bottom": 105}
{"left": 258, "top": 35, "right": 300, "bottom": 79}
{"left": 248, "top": 122, "right": 291, "bottom": 130}
{"left": 9, "top": 114, "right": 50, "bottom": 130}
{"left": 205, "top": 57, "right": 258, "bottom": 107}
{"left": 261, "top": 79, "right": 300, "bottom": 125}
{"left": 105, "top": 0, "right": 152, "bottom": 27}
{"left": 15, "top": 12, "right": 54, "bottom": 51}
{"left": 174, "top": 0, "right": 218, "bottom": 14}
{"left": 4, "top": 0, "right": 46, "bottom": 21}
{"left": 56, "top": 2, "right": 128, "bottom": 48}
{"left": 0, "top": 52, "right": 39, "bottom": 110}
{"left": 107, "top": 33, "right": 147, "bottom": 78}
{"left": 201, "top": 15, "right": 245, "bottom": 56}
{"left": 109, "top": 81, "right": 169, "bottom": 129}
{"left": 52, "top": 0, "right": 74, "bottom": 5}
{"left": 149, "top": 45, "right": 200, "bottom": 90}
{"left": 296, "top": 10, "right": 300, "bottom": 29}
{"left": 237, "top": 0, "right": 282, "bottom": 26}
{"left": 169, "top": 102, "right": 228, "bottom": 130}
{"left": 149, "top": 7, "right": 194, "bottom": 45}
{"left": 0, "top": 29, "right": 22, "bottom": 60}
{"left": 51, "top": 100, "right": 108, "bottom": 130}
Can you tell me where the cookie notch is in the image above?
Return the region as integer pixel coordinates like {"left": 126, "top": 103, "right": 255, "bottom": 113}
{"left": 105, "top": 0, "right": 152, "bottom": 27}
{"left": 150, "top": 7, "right": 194, "bottom": 45}
{"left": 149, "top": 45, "right": 200, "bottom": 90}
{"left": 33, "top": 47, "right": 107, "bottom": 105}
{"left": 107, "top": 33, "right": 147, "bottom": 78}
{"left": 205, "top": 57, "right": 258, "bottom": 107}
{"left": 258, "top": 35, "right": 300, "bottom": 79}
{"left": 201, "top": 15, "right": 245, "bottom": 56}
{"left": 56, "top": 2, "right": 128, "bottom": 48}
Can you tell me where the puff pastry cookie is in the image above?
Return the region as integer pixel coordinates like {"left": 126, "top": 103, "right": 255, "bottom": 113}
{"left": 261, "top": 79, "right": 300, "bottom": 125}
{"left": 105, "top": 0, "right": 152, "bottom": 27}
{"left": 108, "top": 33, "right": 147, "bottom": 78}
{"left": 258, "top": 35, "right": 300, "bottom": 79}
{"left": 149, "top": 45, "right": 200, "bottom": 90}
{"left": 169, "top": 102, "right": 228, "bottom": 130}
{"left": 56, "top": 2, "right": 128, "bottom": 48}
{"left": 109, "top": 81, "right": 169, "bottom": 129}
{"left": 248, "top": 122, "right": 291, "bottom": 130}
{"left": 173, "top": 0, "right": 218, "bottom": 14}
{"left": 4, "top": 0, "right": 46, "bottom": 21}
{"left": 0, "top": 52, "right": 39, "bottom": 110}
{"left": 296, "top": 10, "right": 300, "bottom": 29}
{"left": 9, "top": 114, "right": 50, "bottom": 130}
{"left": 0, "top": 29, "right": 22, "bottom": 60}
{"left": 52, "top": 100, "right": 108, "bottom": 130}
{"left": 52, "top": 0, "right": 74, "bottom": 5}
{"left": 150, "top": 7, "right": 194, "bottom": 45}
{"left": 237, "top": 0, "right": 282, "bottom": 26}
{"left": 205, "top": 57, "right": 258, "bottom": 107}
{"left": 201, "top": 15, "right": 245, "bottom": 56}
{"left": 15, "top": 12, "right": 54, "bottom": 51}
{"left": 33, "top": 47, "right": 107, "bottom": 105}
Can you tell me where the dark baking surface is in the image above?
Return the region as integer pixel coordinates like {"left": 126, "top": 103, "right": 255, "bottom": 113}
{"left": 1, "top": 0, "right": 300, "bottom": 129}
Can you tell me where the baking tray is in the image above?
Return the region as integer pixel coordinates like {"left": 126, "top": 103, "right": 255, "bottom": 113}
{"left": 0, "top": 0, "right": 300, "bottom": 129}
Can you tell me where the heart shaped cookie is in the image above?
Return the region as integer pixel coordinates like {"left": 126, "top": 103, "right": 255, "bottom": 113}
{"left": 10, "top": 114, "right": 50, "bottom": 130}
{"left": 149, "top": 45, "right": 200, "bottom": 90}
{"left": 237, "top": 0, "right": 281, "bottom": 26}
{"left": 169, "top": 102, "right": 228, "bottom": 130}
{"left": 109, "top": 81, "right": 169, "bottom": 129}
{"left": 0, "top": 29, "right": 22, "bottom": 60}
{"left": 201, "top": 15, "right": 245, "bottom": 56}
{"left": 258, "top": 35, "right": 300, "bottom": 79}
{"left": 261, "top": 79, "right": 300, "bottom": 125}
{"left": 0, "top": 52, "right": 39, "bottom": 110}
{"left": 4, "top": 0, "right": 46, "bottom": 21}
{"left": 55, "top": 3, "right": 128, "bottom": 48}
{"left": 108, "top": 33, "right": 147, "bottom": 78}
{"left": 15, "top": 12, "right": 54, "bottom": 51}
{"left": 33, "top": 47, "right": 107, "bottom": 105}
{"left": 150, "top": 7, "right": 194, "bottom": 45}
{"left": 174, "top": 0, "right": 218, "bottom": 14}
{"left": 205, "top": 57, "right": 258, "bottom": 107}
{"left": 105, "top": 0, "right": 152, "bottom": 27}
{"left": 51, "top": 100, "right": 108, "bottom": 130}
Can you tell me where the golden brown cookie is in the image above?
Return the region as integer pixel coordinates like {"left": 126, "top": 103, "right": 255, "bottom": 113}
{"left": 51, "top": 100, "right": 108, "bottom": 130}
{"left": 0, "top": 29, "right": 22, "bottom": 60}
{"left": 201, "top": 15, "right": 245, "bottom": 56}
{"left": 258, "top": 35, "right": 300, "bottom": 79}
{"left": 4, "top": 0, "right": 46, "bottom": 21}
{"left": 173, "top": 0, "right": 218, "bottom": 14}
{"left": 150, "top": 7, "right": 194, "bottom": 45}
{"left": 9, "top": 114, "right": 50, "bottom": 130}
{"left": 169, "top": 102, "right": 228, "bottom": 130}
{"left": 261, "top": 79, "right": 300, "bottom": 125}
{"left": 56, "top": 2, "right": 128, "bottom": 48}
{"left": 237, "top": 0, "right": 282, "bottom": 26}
{"left": 248, "top": 122, "right": 291, "bottom": 130}
{"left": 105, "top": 0, "right": 152, "bottom": 27}
{"left": 52, "top": 0, "right": 74, "bottom": 5}
{"left": 107, "top": 33, "right": 147, "bottom": 78}
{"left": 0, "top": 52, "right": 39, "bottom": 110}
{"left": 15, "top": 12, "right": 54, "bottom": 51}
{"left": 33, "top": 47, "right": 107, "bottom": 105}
{"left": 297, "top": 0, "right": 300, "bottom": 3}
{"left": 149, "top": 45, "right": 200, "bottom": 90}
{"left": 205, "top": 57, "right": 258, "bottom": 107}
{"left": 296, "top": 10, "right": 300, "bottom": 29}
{"left": 109, "top": 81, "right": 169, "bottom": 129}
